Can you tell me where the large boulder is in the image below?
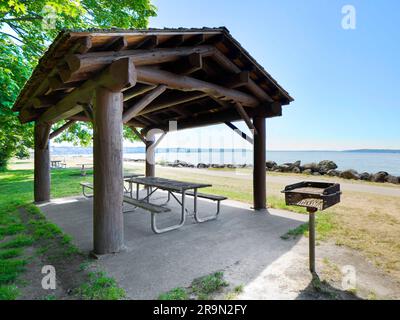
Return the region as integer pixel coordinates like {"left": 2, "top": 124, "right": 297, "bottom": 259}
{"left": 371, "top": 171, "right": 389, "bottom": 183}
{"left": 265, "top": 161, "right": 277, "bottom": 169}
{"left": 340, "top": 169, "right": 360, "bottom": 180}
{"left": 280, "top": 164, "right": 293, "bottom": 172}
{"left": 327, "top": 169, "right": 340, "bottom": 176}
{"left": 318, "top": 160, "right": 338, "bottom": 174}
{"left": 303, "top": 162, "right": 318, "bottom": 172}
{"left": 197, "top": 163, "right": 208, "bottom": 169}
{"left": 359, "top": 172, "right": 371, "bottom": 181}
{"left": 303, "top": 169, "right": 313, "bottom": 175}
{"left": 293, "top": 160, "right": 301, "bottom": 167}
{"left": 292, "top": 166, "right": 301, "bottom": 174}
{"left": 386, "top": 175, "right": 400, "bottom": 184}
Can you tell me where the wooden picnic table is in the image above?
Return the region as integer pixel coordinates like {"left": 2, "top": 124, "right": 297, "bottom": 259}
{"left": 123, "top": 173, "right": 144, "bottom": 194}
{"left": 126, "top": 176, "right": 211, "bottom": 233}
{"left": 50, "top": 160, "right": 66, "bottom": 169}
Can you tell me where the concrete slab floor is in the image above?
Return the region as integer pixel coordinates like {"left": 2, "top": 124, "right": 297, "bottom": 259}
{"left": 39, "top": 191, "right": 312, "bottom": 299}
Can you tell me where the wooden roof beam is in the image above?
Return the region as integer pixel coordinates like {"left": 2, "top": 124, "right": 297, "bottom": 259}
{"left": 133, "top": 35, "right": 158, "bottom": 49}
{"left": 219, "top": 71, "right": 249, "bottom": 88}
{"left": 49, "top": 120, "right": 76, "bottom": 139}
{"left": 103, "top": 36, "right": 128, "bottom": 51}
{"left": 46, "top": 75, "right": 82, "bottom": 94}
{"left": 123, "top": 84, "right": 157, "bottom": 102}
{"left": 74, "top": 36, "right": 92, "bottom": 54}
{"left": 128, "top": 126, "right": 147, "bottom": 144}
{"left": 184, "top": 34, "right": 205, "bottom": 46}
{"left": 19, "top": 107, "right": 38, "bottom": 123}
{"left": 137, "top": 92, "right": 208, "bottom": 116}
{"left": 65, "top": 45, "right": 216, "bottom": 76}
{"left": 212, "top": 50, "right": 274, "bottom": 103}
{"left": 32, "top": 94, "right": 67, "bottom": 109}
{"left": 169, "top": 53, "right": 203, "bottom": 75}
{"left": 38, "top": 57, "right": 136, "bottom": 124}
{"left": 136, "top": 66, "right": 260, "bottom": 107}
{"left": 122, "top": 85, "right": 166, "bottom": 124}
{"left": 161, "top": 35, "right": 184, "bottom": 47}
{"left": 143, "top": 104, "right": 279, "bottom": 133}
{"left": 234, "top": 102, "right": 257, "bottom": 134}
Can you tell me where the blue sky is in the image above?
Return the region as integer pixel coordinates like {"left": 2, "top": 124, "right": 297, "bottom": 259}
{"left": 142, "top": 0, "right": 400, "bottom": 151}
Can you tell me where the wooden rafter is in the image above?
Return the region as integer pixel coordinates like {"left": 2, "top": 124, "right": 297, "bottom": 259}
{"left": 38, "top": 57, "right": 136, "bottom": 124}
{"left": 129, "top": 126, "right": 147, "bottom": 144}
{"left": 49, "top": 120, "right": 76, "bottom": 139}
{"left": 234, "top": 102, "right": 257, "bottom": 134}
{"left": 143, "top": 103, "right": 278, "bottom": 133}
{"left": 133, "top": 35, "right": 158, "bottom": 49}
{"left": 135, "top": 67, "right": 260, "bottom": 107}
{"left": 123, "top": 84, "right": 157, "bottom": 102}
{"left": 65, "top": 45, "right": 216, "bottom": 76}
{"left": 122, "top": 85, "right": 166, "bottom": 124}
{"left": 103, "top": 36, "right": 128, "bottom": 51}
{"left": 169, "top": 53, "right": 203, "bottom": 75}
{"left": 212, "top": 50, "right": 273, "bottom": 103}
{"left": 136, "top": 92, "right": 208, "bottom": 117}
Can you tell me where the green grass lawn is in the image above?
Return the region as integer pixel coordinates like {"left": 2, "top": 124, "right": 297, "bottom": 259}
{"left": 0, "top": 168, "right": 126, "bottom": 300}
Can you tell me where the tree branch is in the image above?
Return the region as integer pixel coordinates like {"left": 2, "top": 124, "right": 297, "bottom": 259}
{"left": 0, "top": 31, "right": 24, "bottom": 43}
{"left": 0, "top": 16, "right": 42, "bottom": 23}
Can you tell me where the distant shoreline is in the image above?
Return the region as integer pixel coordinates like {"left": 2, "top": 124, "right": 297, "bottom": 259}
{"left": 48, "top": 147, "right": 400, "bottom": 154}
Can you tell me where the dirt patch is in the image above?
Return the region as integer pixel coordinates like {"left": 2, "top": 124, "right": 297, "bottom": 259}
{"left": 16, "top": 208, "right": 91, "bottom": 299}
{"left": 214, "top": 238, "right": 399, "bottom": 300}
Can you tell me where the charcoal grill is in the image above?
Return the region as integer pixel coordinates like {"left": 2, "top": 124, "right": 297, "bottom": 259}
{"left": 282, "top": 181, "right": 341, "bottom": 274}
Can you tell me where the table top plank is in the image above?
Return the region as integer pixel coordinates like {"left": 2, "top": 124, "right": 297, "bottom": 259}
{"left": 128, "top": 176, "right": 211, "bottom": 191}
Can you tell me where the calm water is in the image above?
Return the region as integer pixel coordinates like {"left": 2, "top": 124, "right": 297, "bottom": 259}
{"left": 123, "top": 150, "right": 400, "bottom": 176}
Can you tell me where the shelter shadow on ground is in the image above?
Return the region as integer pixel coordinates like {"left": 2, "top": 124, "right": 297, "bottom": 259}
{"left": 39, "top": 193, "right": 307, "bottom": 299}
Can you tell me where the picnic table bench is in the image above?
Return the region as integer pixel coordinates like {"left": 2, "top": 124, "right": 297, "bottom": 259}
{"left": 80, "top": 176, "right": 227, "bottom": 234}
{"left": 80, "top": 182, "right": 171, "bottom": 232}
{"left": 51, "top": 160, "right": 66, "bottom": 169}
{"left": 127, "top": 177, "right": 226, "bottom": 231}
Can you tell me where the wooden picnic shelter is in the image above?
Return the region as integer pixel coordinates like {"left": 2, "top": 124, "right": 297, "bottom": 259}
{"left": 13, "top": 28, "right": 293, "bottom": 254}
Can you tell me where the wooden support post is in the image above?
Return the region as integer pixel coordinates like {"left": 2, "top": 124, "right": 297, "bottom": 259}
{"left": 253, "top": 117, "right": 266, "bottom": 210}
{"left": 93, "top": 86, "right": 124, "bottom": 254}
{"left": 34, "top": 122, "right": 51, "bottom": 202}
{"left": 145, "top": 131, "right": 156, "bottom": 177}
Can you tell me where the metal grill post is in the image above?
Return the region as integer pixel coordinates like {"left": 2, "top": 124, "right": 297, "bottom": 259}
{"left": 307, "top": 207, "right": 317, "bottom": 274}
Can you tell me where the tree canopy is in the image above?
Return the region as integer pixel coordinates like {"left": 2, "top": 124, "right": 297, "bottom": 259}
{"left": 0, "top": 0, "right": 156, "bottom": 169}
